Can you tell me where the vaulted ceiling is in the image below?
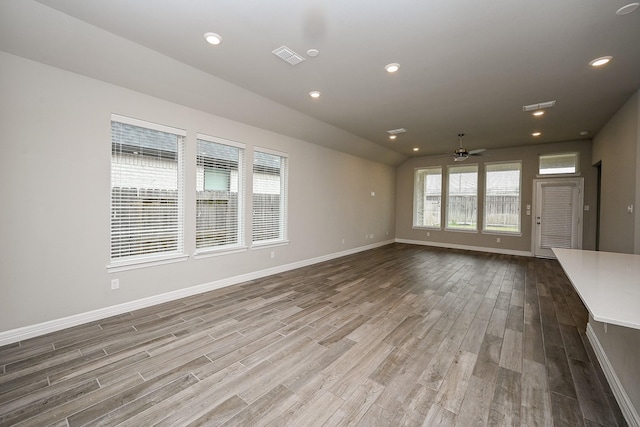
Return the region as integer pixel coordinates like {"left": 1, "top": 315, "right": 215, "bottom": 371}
{"left": 2, "top": 0, "right": 640, "bottom": 165}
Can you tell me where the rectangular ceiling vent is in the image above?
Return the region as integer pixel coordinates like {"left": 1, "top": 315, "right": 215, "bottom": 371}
{"left": 386, "top": 128, "right": 407, "bottom": 135}
{"left": 523, "top": 100, "right": 557, "bottom": 112}
{"left": 272, "top": 46, "right": 306, "bottom": 66}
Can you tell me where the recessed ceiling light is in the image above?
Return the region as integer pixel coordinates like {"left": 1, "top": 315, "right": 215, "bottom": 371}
{"left": 413, "top": 147, "right": 419, "bottom": 152}
{"left": 580, "top": 130, "right": 590, "bottom": 136}
{"left": 389, "top": 135, "right": 397, "bottom": 140}
{"left": 532, "top": 132, "right": 542, "bottom": 137}
{"left": 385, "top": 63, "right": 400, "bottom": 73}
{"left": 532, "top": 110, "right": 545, "bottom": 117}
{"left": 309, "top": 90, "right": 321, "bottom": 98}
{"left": 616, "top": 3, "right": 639, "bottom": 15}
{"left": 307, "top": 49, "right": 320, "bottom": 57}
{"left": 589, "top": 56, "right": 612, "bottom": 67}
{"left": 204, "top": 32, "right": 222, "bottom": 45}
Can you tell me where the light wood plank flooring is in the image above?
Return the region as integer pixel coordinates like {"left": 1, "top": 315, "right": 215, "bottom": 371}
{"left": 0, "top": 244, "right": 627, "bottom": 426}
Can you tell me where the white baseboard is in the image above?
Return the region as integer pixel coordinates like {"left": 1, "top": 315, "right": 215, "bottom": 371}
{"left": 0, "top": 240, "right": 393, "bottom": 346}
{"left": 586, "top": 323, "right": 640, "bottom": 427}
{"left": 395, "top": 238, "right": 533, "bottom": 257}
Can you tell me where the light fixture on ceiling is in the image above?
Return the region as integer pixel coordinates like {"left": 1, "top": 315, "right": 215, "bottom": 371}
{"left": 307, "top": 49, "right": 320, "bottom": 57}
{"left": 413, "top": 147, "right": 419, "bottom": 152}
{"left": 616, "top": 3, "right": 639, "bottom": 15}
{"left": 385, "top": 63, "right": 400, "bottom": 73}
{"left": 532, "top": 132, "right": 542, "bottom": 137}
{"left": 389, "top": 135, "right": 397, "bottom": 140}
{"left": 580, "top": 130, "right": 590, "bottom": 136}
{"left": 309, "top": 90, "right": 321, "bottom": 98}
{"left": 532, "top": 110, "right": 545, "bottom": 117}
{"left": 589, "top": 56, "right": 612, "bottom": 67}
{"left": 203, "top": 32, "right": 223, "bottom": 45}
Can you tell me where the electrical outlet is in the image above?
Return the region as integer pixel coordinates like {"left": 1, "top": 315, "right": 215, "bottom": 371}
{"left": 496, "top": 237, "right": 501, "bottom": 243}
{"left": 111, "top": 279, "right": 119, "bottom": 290}
{"left": 427, "top": 231, "right": 430, "bottom": 237}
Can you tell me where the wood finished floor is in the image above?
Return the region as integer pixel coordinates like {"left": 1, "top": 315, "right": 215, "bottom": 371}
{"left": 0, "top": 244, "right": 627, "bottom": 426}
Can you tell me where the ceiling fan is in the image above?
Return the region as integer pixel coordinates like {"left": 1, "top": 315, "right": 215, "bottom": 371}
{"left": 451, "top": 133, "right": 486, "bottom": 162}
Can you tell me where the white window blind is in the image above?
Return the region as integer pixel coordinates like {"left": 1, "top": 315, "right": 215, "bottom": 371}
{"left": 484, "top": 162, "right": 521, "bottom": 233}
{"left": 540, "top": 185, "right": 574, "bottom": 249}
{"left": 446, "top": 164, "right": 478, "bottom": 230}
{"left": 196, "top": 135, "right": 245, "bottom": 250}
{"left": 414, "top": 167, "right": 442, "bottom": 228}
{"left": 110, "top": 116, "right": 185, "bottom": 261}
{"left": 539, "top": 153, "right": 578, "bottom": 175}
{"left": 252, "top": 149, "right": 288, "bottom": 244}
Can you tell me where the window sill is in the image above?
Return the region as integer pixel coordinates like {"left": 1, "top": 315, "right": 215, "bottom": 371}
{"left": 482, "top": 230, "right": 522, "bottom": 237}
{"left": 107, "top": 253, "right": 189, "bottom": 273}
{"left": 536, "top": 172, "right": 581, "bottom": 178}
{"left": 250, "top": 240, "right": 290, "bottom": 250}
{"left": 444, "top": 228, "right": 478, "bottom": 234}
{"left": 194, "top": 245, "right": 248, "bottom": 259}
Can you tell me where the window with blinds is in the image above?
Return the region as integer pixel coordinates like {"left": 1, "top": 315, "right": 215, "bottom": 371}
{"left": 196, "top": 135, "right": 245, "bottom": 251}
{"left": 446, "top": 164, "right": 478, "bottom": 231}
{"left": 414, "top": 167, "right": 442, "bottom": 228}
{"left": 252, "top": 149, "right": 288, "bottom": 244}
{"left": 110, "top": 115, "right": 185, "bottom": 261}
{"left": 484, "top": 162, "right": 521, "bottom": 234}
{"left": 539, "top": 153, "right": 578, "bottom": 175}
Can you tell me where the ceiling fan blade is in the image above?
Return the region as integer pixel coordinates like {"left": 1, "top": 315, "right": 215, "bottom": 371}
{"left": 468, "top": 148, "right": 486, "bottom": 155}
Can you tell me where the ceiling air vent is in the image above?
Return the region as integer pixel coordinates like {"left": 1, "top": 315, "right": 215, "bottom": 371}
{"left": 272, "top": 46, "right": 306, "bottom": 66}
{"left": 523, "top": 100, "right": 556, "bottom": 112}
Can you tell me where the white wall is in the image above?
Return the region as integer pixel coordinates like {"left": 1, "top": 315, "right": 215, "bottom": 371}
{"left": 592, "top": 91, "right": 639, "bottom": 254}
{"left": 0, "top": 52, "right": 396, "bottom": 335}
{"left": 590, "top": 90, "right": 640, "bottom": 423}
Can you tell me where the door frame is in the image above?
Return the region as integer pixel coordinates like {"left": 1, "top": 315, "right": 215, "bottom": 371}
{"left": 531, "top": 177, "right": 584, "bottom": 258}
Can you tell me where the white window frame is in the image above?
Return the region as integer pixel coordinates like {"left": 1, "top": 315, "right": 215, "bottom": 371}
{"left": 413, "top": 166, "right": 443, "bottom": 229}
{"left": 538, "top": 152, "right": 580, "bottom": 177}
{"left": 108, "top": 114, "right": 187, "bottom": 272}
{"left": 195, "top": 134, "right": 247, "bottom": 256}
{"left": 251, "top": 147, "right": 289, "bottom": 248}
{"left": 483, "top": 161, "right": 522, "bottom": 235}
{"left": 446, "top": 163, "right": 479, "bottom": 232}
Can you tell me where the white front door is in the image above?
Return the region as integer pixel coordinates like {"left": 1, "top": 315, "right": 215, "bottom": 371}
{"left": 533, "top": 178, "right": 584, "bottom": 258}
